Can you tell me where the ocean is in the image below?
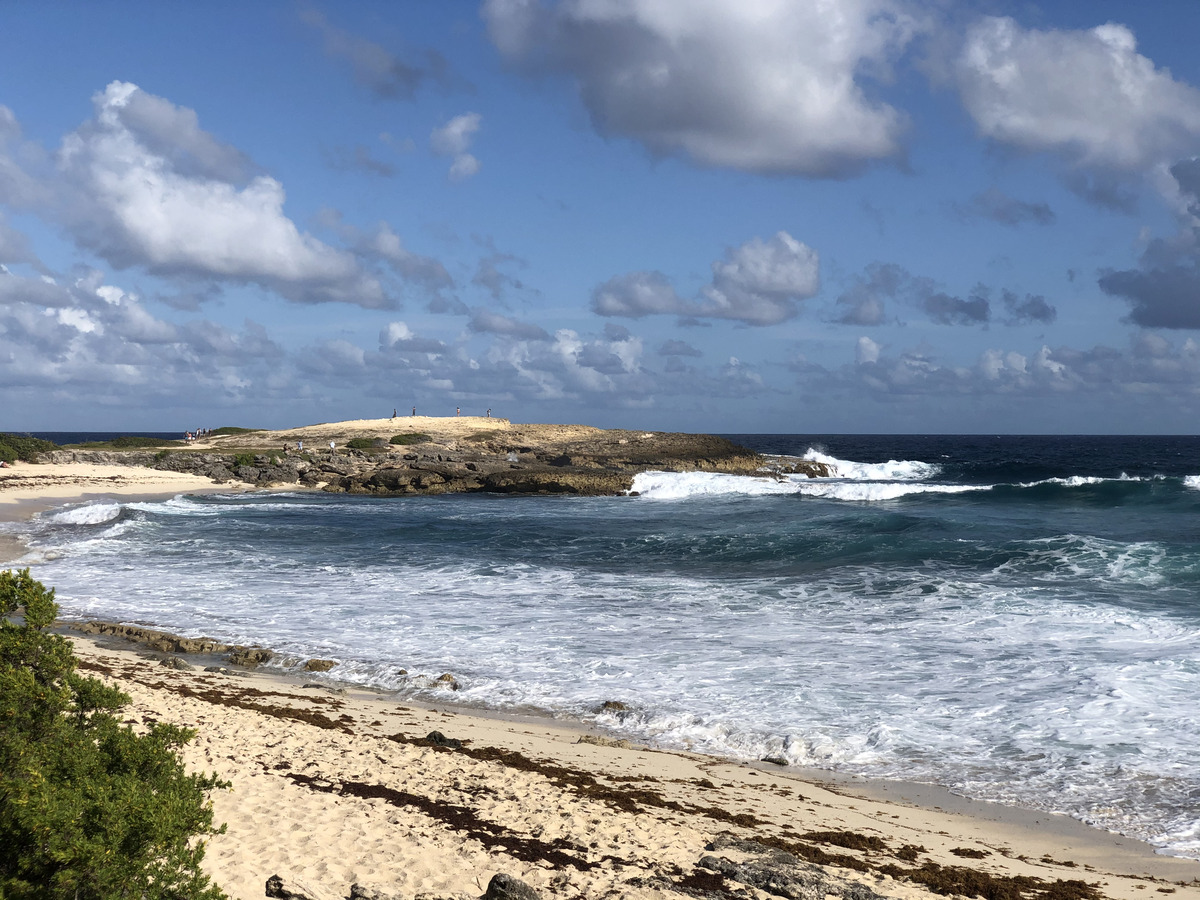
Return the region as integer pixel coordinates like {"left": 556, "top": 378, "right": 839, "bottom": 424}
{"left": 7, "top": 434, "right": 1200, "bottom": 858}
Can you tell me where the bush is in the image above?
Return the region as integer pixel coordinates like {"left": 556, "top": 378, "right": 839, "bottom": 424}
{"left": 346, "top": 438, "right": 377, "bottom": 450}
{"left": 73, "top": 436, "right": 183, "bottom": 450}
{"left": 0, "top": 433, "right": 59, "bottom": 463}
{"left": 109, "top": 436, "right": 182, "bottom": 449}
{"left": 0, "top": 569, "right": 228, "bottom": 900}
{"left": 207, "top": 427, "right": 261, "bottom": 436}
{"left": 464, "top": 430, "right": 502, "bottom": 443}
{"left": 389, "top": 433, "right": 431, "bottom": 445}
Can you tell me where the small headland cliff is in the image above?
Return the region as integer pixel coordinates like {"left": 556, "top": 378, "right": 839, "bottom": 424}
{"left": 36, "top": 417, "right": 833, "bottom": 496}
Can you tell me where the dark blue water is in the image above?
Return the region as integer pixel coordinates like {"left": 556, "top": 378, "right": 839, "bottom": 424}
{"left": 27, "top": 431, "right": 184, "bottom": 444}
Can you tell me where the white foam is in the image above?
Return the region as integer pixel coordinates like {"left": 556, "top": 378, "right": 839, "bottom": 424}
{"left": 41, "top": 502, "right": 122, "bottom": 525}
{"left": 125, "top": 495, "right": 220, "bottom": 516}
{"left": 1184, "top": 475, "right": 1200, "bottom": 490}
{"left": 794, "top": 481, "right": 987, "bottom": 501}
{"left": 1016, "top": 475, "right": 1113, "bottom": 488}
{"left": 802, "top": 449, "right": 941, "bottom": 481}
{"left": 31, "top": 488, "right": 1200, "bottom": 859}
{"left": 631, "top": 470, "right": 798, "bottom": 499}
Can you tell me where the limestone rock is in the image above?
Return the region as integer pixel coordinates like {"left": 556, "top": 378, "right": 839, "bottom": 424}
{"left": 228, "top": 646, "right": 274, "bottom": 667}
{"left": 577, "top": 734, "right": 633, "bottom": 749}
{"left": 303, "top": 658, "right": 339, "bottom": 672}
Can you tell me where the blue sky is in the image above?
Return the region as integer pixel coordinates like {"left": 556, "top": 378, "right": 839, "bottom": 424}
{"left": 3, "top": 1, "right": 1200, "bottom": 433}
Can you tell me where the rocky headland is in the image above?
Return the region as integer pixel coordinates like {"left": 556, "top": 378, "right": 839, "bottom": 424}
{"left": 38, "top": 417, "right": 833, "bottom": 496}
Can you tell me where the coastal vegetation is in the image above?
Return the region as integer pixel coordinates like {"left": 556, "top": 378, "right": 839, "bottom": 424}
{"left": 0, "top": 569, "right": 228, "bottom": 900}
{"left": 389, "top": 432, "right": 431, "bottom": 445}
{"left": 207, "top": 427, "right": 261, "bottom": 436}
{"left": 71, "top": 435, "right": 184, "bottom": 450}
{"left": 0, "top": 433, "right": 58, "bottom": 464}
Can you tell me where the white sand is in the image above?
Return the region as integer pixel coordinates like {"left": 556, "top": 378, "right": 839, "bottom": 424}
{"left": 68, "top": 637, "right": 1200, "bottom": 900}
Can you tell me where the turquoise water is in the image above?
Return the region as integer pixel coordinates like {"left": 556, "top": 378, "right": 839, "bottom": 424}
{"left": 10, "top": 435, "right": 1200, "bottom": 857}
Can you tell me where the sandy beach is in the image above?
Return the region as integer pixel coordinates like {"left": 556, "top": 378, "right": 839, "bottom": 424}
{"left": 3, "top": 461, "right": 1200, "bottom": 900}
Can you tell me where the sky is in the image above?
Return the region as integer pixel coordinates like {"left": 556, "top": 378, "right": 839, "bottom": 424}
{"left": 3, "top": 1, "right": 1200, "bottom": 434}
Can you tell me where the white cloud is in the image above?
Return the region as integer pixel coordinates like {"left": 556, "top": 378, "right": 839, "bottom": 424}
{"left": 448, "top": 153, "right": 481, "bottom": 182}
{"left": 701, "top": 231, "right": 819, "bottom": 324}
{"left": 955, "top": 18, "right": 1200, "bottom": 173}
{"left": 593, "top": 231, "right": 819, "bottom": 325}
{"left": 856, "top": 336, "right": 881, "bottom": 364}
{"left": 431, "top": 113, "right": 482, "bottom": 181}
{"left": 468, "top": 309, "right": 550, "bottom": 341}
{"left": 3, "top": 82, "right": 392, "bottom": 308}
{"left": 483, "top": 0, "right": 920, "bottom": 177}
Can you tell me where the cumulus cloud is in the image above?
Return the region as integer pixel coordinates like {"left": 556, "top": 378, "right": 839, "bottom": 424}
{"left": 1098, "top": 158, "right": 1200, "bottom": 328}
{"left": 468, "top": 309, "right": 550, "bottom": 341}
{"left": 957, "top": 187, "right": 1055, "bottom": 226}
{"left": 1099, "top": 265, "right": 1200, "bottom": 329}
{"left": 856, "top": 335, "right": 881, "bottom": 364}
{"left": 593, "top": 231, "right": 819, "bottom": 326}
{"left": 922, "top": 285, "right": 990, "bottom": 326}
{"left": 14, "top": 82, "right": 391, "bottom": 307}
{"left": 955, "top": 18, "right": 1200, "bottom": 176}
{"left": 300, "top": 7, "right": 447, "bottom": 100}
{"left": 592, "top": 270, "right": 686, "bottom": 319}
{"left": 835, "top": 263, "right": 1056, "bottom": 328}
{"left": 843, "top": 334, "right": 1200, "bottom": 417}
{"left": 483, "top": 0, "right": 920, "bottom": 177}
{"left": 316, "top": 210, "right": 456, "bottom": 308}
{"left": 0, "top": 264, "right": 285, "bottom": 408}
{"left": 431, "top": 113, "right": 481, "bottom": 181}
{"left": 1001, "top": 289, "right": 1057, "bottom": 325}
{"left": 834, "top": 262, "right": 906, "bottom": 325}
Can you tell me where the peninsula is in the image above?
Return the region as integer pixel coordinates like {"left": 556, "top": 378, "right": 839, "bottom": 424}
{"left": 34, "top": 417, "right": 832, "bottom": 496}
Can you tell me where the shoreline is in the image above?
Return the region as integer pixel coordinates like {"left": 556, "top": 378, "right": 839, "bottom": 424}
{"left": 4, "top": 465, "right": 1200, "bottom": 898}
{"left": 69, "top": 632, "right": 1200, "bottom": 900}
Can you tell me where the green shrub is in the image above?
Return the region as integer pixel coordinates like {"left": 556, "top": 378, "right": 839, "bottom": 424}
{"left": 231, "top": 452, "right": 256, "bottom": 468}
{"left": 109, "top": 436, "right": 182, "bottom": 449}
{"left": 0, "top": 569, "right": 228, "bottom": 899}
{"left": 207, "top": 427, "right": 261, "bottom": 436}
{"left": 464, "top": 430, "right": 502, "bottom": 443}
{"left": 0, "top": 433, "right": 59, "bottom": 463}
{"left": 346, "top": 438, "right": 377, "bottom": 450}
{"left": 73, "top": 436, "right": 182, "bottom": 450}
{"left": 389, "top": 433, "right": 431, "bottom": 445}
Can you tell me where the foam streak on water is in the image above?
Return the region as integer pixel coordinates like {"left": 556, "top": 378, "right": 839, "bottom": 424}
{"left": 13, "top": 434, "right": 1200, "bottom": 859}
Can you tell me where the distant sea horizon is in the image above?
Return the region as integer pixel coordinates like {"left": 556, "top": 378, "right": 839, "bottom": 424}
{"left": 12, "top": 429, "right": 1200, "bottom": 447}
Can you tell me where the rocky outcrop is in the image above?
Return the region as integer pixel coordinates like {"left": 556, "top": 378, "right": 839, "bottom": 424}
{"left": 37, "top": 425, "right": 836, "bottom": 496}
{"left": 71, "top": 621, "right": 231, "bottom": 655}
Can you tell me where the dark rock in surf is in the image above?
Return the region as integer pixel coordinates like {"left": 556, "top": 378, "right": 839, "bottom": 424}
{"left": 228, "top": 646, "right": 274, "bottom": 668}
